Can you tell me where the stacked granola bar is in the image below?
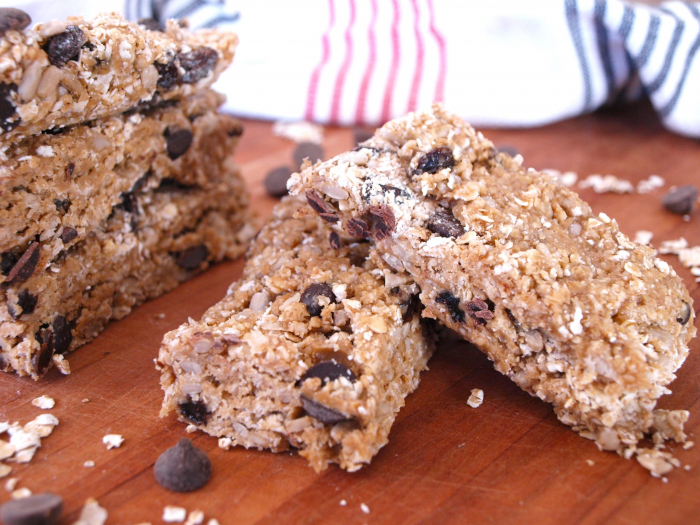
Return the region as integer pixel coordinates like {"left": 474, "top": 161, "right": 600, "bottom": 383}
{"left": 0, "top": 11, "right": 254, "bottom": 378}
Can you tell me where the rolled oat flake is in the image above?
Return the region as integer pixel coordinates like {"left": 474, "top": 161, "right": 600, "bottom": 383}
{"left": 0, "top": 492, "right": 63, "bottom": 525}
{"left": 154, "top": 438, "right": 211, "bottom": 492}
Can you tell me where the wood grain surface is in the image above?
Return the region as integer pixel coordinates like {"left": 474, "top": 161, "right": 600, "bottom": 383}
{"left": 0, "top": 101, "right": 698, "bottom": 525}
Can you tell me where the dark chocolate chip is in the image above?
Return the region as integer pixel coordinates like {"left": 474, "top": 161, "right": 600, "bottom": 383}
{"left": 662, "top": 185, "right": 698, "bottom": 215}
{"left": 65, "top": 162, "right": 75, "bottom": 180}
{"left": 44, "top": 26, "right": 86, "bottom": 67}
{"left": 677, "top": 302, "right": 692, "bottom": 325}
{"left": 305, "top": 190, "right": 339, "bottom": 223}
{"left": 52, "top": 316, "right": 72, "bottom": 354}
{"left": 302, "top": 360, "right": 356, "bottom": 384}
{"left": 367, "top": 205, "right": 396, "bottom": 241}
{"left": 347, "top": 217, "right": 369, "bottom": 239}
{"left": 497, "top": 145, "right": 520, "bottom": 157}
{"left": 466, "top": 298, "right": 494, "bottom": 326}
{"left": 165, "top": 128, "right": 193, "bottom": 160}
{"left": 41, "top": 126, "right": 68, "bottom": 136}
{"left": 0, "top": 82, "right": 19, "bottom": 132}
{"left": 33, "top": 326, "right": 54, "bottom": 376}
{"left": 426, "top": 207, "right": 465, "bottom": 238}
{"left": 60, "top": 227, "right": 78, "bottom": 244}
{"left": 415, "top": 147, "right": 455, "bottom": 175}
{"left": 178, "top": 47, "right": 218, "bottom": 84}
{"left": 16, "top": 289, "right": 37, "bottom": 317}
{"left": 301, "top": 396, "right": 351, "bottom": 425}
{"left": 138, "top": 18, "right": 163, "bottom": 31}
{"left": 505, "top": 308, "right": 520, "bottom": 331}
{"left": 354, "top": 128, "right": 373, "bottom": 145}
{"left": 264, "top": 166, "right": 292, "bottom": 198}
{"left": 300, "top": 283, "right": 336, "bottom": 317}
{"left": 1, "top": 251, "right": 18, "bottom": 275}
{"left": 131, "top": 171, "right": 152, "bottom": 193}
{"left": 436, "top": 291, "right": 465, "bottom": 323}
{"left": 155, "top": 59, "right": 180, "bottom": 89}
{"left": 179, "top": 399, "right": 210, "bottom": 425}
{"left": 154, "top": 438, "right": 211, "bottom": 493}
{"left": 53, "top": 199, "right": 70, "bottom": 212}
{"left": 0, "top": 491, "right": 62, "bottom": 525}
{"left": 398, "top": 293, "right": 421, "bottom": 322}
{"left": 156, "top": 178, "right": 196, "bottom": 192}
{"left": 117, "top": 191, "right": 138, "bottom": 214}
{"left": 379, "top": 184, "right": 410, "bottom": 199}
{"left": 293, "top": 142, "right": 324, "bottom": 168}
{"left": 0, "top": 8, "right": 31, "bottom": 37}
{"left": 329, "top": 231, "right": 342, "bottom": 249}
{"left": 7, "top": 243, "right": 40, "bottom": 283}
{"left": 175, "top": 245, "right": 209, "bottom": 270}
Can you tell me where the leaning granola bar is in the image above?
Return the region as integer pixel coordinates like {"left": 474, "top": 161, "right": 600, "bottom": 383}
{"left": 289, "top": 104, "right": 696, "bottom": 452}
{"left": 158, "top": 196, "right": 434, "bottom": 472}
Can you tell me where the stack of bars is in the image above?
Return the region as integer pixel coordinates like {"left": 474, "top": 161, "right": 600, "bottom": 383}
{"left": 0, "top": 11, "right": 254, "bottom": 378}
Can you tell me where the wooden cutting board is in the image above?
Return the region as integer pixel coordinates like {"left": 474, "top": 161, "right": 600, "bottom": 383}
{"left": 1, "top": 101, "right": 698, "bottom": 525}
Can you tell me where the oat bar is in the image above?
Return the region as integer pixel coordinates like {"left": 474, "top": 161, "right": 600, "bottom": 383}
{"left": 289, "top": 104, "right": 696, "bottom": 451}
{"left": 157, "top": 196, "right": 434, "bottom": 472}
{"left": 0, "top": 11, "right": 237, "bottom": 145}
{"left": 0, "top": 145, "right": 253, "bottom": 378}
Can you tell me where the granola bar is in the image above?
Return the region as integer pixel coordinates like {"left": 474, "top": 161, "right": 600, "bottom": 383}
{"left": 157, "top": 196, "right": 434, "bottom": 472}
{"left": 0, "top": 143, "right": 253, "bottom": 378}
{"left": 0, "top": 11, "right": 237, "bottom": 146}
{"left": 0, "top": 89, "right": 240, "bottom": 266}
{"left": 289, "top": 104, "right": 696, "bottom": 452}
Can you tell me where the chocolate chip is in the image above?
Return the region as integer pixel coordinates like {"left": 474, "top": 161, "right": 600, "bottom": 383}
{"left": 175, "top": 245, "right": 208, "bottom": 270}
{"left": 178, "top": 47, "right": 218, "bottom": 84}
{"left": 677, "top": 302, "right": 692, "bottom": 325}
{"left": 302, "top": 360, "right": 356, "bottom": 384}
{"left": 347, "top": 217, "right": 369, "bottom": 239}
{"left": 42, "top": 127, "right": 68, "bottom": 136}
{"left": 466, "top": 298, "right": 494, "bottom": 326}
{"left": 426, "top": 207, "right": 465, "bottom": 238}
{"left": 1, "top": 251, "right": 17, "bottom": 275}
{"left": 436, "top": 291, "right": 465, "bottom": 323}
{"left": 300, "top": 283, "right": 336, "bottom": 317}
{"left": 354, "top": 128, "right": 373, "bottom": 145}
{"left": 305, "top": 190, "right": 339, "bottom": 223}
{"left": 65, "top": 162, "right": 75, "bottom": 180}
{"left": 179, "top": 399, "right": 210, "bottom": 425}
{"left": 16, "top": 289, "right": 37, "bottom": 317}
{"left": 60, "top": 227, "right": 78, "bottom": 244}
{"left": 415, "top": 147, "right": 455, "bottom": 175}
{"left": 497, "top": 145, "right": 520, "bottom": 157}
{"left": 155, "top": 60, "right": 180, "bottom": 89}
{"left": 0, "top": 8, "right": 31, "bottom": 37}
{"left": 7, "top": 243, "right": 40, "bottom": 283}
{"left": 138, "top": 18, "right": 163, "bottom": 31}
{"left": 156, "top": 178, "right": 196, "bottom": 192}
{"left": 131, "top": 171, "right": 152, "bottom": 193}
{"left": 0, "top": 492, "right": 62, "bottom": 525}
{"left": 0, "top": 83, "right": 19, "bottom": 132}
{"left": 45, "top": 26, "right": 86, "bottom": 67}
{"left": 367, "top": 205, "right": 396, "bottom": 241}
{"left": 52, "top": 316, "right": 72, "bottom": 354}
{"left": 154, "top": 438, "right": 211, "bottom": 492}
{"left": 264, "top": 166, "right": 292, "bottom": 198}
{"left": 662, "top": 185, "right": 698, "bottom": 215}
{"left": 53, "top": 199, "right": 70, "bottom": 213}
{"left": 33, "top": 326, "right": 54, "bottom": 376}
{"left": 293, "top": 142, "right": 324, "bottom": 168}
{"left": 397, "top": 293, "right": 421, "bottom": 322}
{"left": 329, "top": 232, "right": 342, "bottom": 249}
{"left": 165, "top": 128, "right": 193, "bottom": 160}
{"left": 301, "top": 396, "right": 351, "bottom": 425}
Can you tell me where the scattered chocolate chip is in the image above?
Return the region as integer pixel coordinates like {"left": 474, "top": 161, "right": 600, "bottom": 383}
{"left": 1, "top": 251, "right": 17, "bottom": 275}
{"left": 53, "top": 198, "right": 70, "bottom": 212}
{"left": 65, "top": 162, "right": 75, "bottom": 180}
{"left": 677, "top": 302, "right": 692, "bottom": 325}
{"left": 0, "top": 8, "right": 31, "bottom": 37}
{"left": 264, "top": 166, "right": 292, "bottom": 198}
{"left": 347, "top": 217, "right": 369, "bottom": 239}
{"left": 415, "top": 147, "right": 455, "bottom": 175}
{"left": 329, "top": 231, "right": 342, "bottom": 249}
{"left": 0, "top": 83, "right": 19, "bottom": 132}
{"left": 300, "top": 283, "right": 336, "bottom": 317}
{"left": 60, "top": 227, "right": 78, "bottom": 244}
{"left": 0, "top": 491, "right": 62, "bottom": 525}
{"left": 52, "top": 316, "right": 72, "bottom": 354}
{"left": 154, "top": 438, "right": 211, "bottom": 492}
{"left": 466, "top": 298, "right": 494, "bottom": 326}
{"left": 7, "top": 243, "right": 40, "bottom": 283}
{"left": 138, "top": 18, "right": 163, "bottom": 31}
{"left": 178, "top": 47, "right": 218, "bottom": 84}
{"left": 44, "top": 26, "right": 86, "bottom": 67}
{"left": 662, "top": 185, "right": 698, "bottom": 215}
{"left": 178, "top": 399, "right": 210, "bottom": 425}
{"left": 497, "top": 145, "right": 520, "bottom": 157}
{"left": 302, "top": 360, "right": 356, "bottom": 384}
{"left": 165, "top": 128, "right": 193, "bottom": 160}
{"left": 118, "top": 191, "right": 138, "bottom": 214}
{"left": 354, "top": 128, "right": 373, "bottom": 145}
{"left": 131, "top": 171, "right": 152, "bottom": 193}
{"left": 301, "top": 396, "right": 351, "bottom": 425}
{"left": 155, "top": 59, "right": 180, "bottom": 89}
{"left": 436, "top": 291, "right": 465, "bottom": 323}
{"left": 175, "top": 245, "right": 209, "bottom": 270}
{"left": 16, "top": 289, "right": 37, "bottom": 317}
{"left": 293, "top": 142, "right": 324, "bottom": 168}
{"left": 33, "top": 326, "right": 54, "bottom": 376}
{"left": 305, "top": 190, "right": 339, "bottom": 223}
{"left": 156, "top": 178, "right": 196, "bottom": 192}
{"left": 426, "top": 207, "right": 465, "bottom": 238}
{"left": 367, "top": 205, "right": 396, "bottom": 241}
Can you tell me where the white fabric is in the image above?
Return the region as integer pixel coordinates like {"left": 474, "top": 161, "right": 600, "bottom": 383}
{"left": 4, "top": 0, "right": 700, "bottom": 137}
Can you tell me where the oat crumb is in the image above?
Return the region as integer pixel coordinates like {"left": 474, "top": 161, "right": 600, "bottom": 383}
{"left": 73, "top": 498, "right": 108, "bottom": 525}
{"left": 11, "top": 487, "right": 32, "bottom": 499}
{"left": 5, "top": 477, "right": 18, "bottom": 491}
{"left": 163, "top": 506, "right": 187, "bottom": 523}
{"left": 0, "top": 465, "right": 11, "bottom": 478}
{"left": 360, "top": 503, "right": 370, "bottom": 514}
{"left": 206, "top": 520, "right": 220, "bottom": 525}
{"left": 634, "top": 230, "right": 653, "bottom": 245}
{"left": 684, "top": 465, "right": 691, "bottom": 471}
{"left": 467, "top": 388, "right": 484, "bottom": 408}
{"left": 53, "top": 354, "right": 71, "bottom": 375}
{"left": 84, "top": 460, "right": 95, "bottom": 468}
{"left": 586, "top": 459, "right": 595, "bottom": 466}
{"left": 683, "top": 441, "right": 694, "bottom": 450}
{"left": 157, "top": 313, "right": 166, "bottom": 319}
{"left": 32, "top": 395, "right": 55, "bottom": 409}
{"left": 82, "top": 398, "right": 90, "bottom": 403}
{"left": 272, "top": 120, "right": 323, "bottom": 144}
{"left": 185, "top": 425, "right": 198, "bottom": 434}
{"left": 184, "top": 510, "right": 204, "bottom": 525}
{"left": 102, "top": 434, "right": 124, "bottom": 449}
{"left": 339, "top": 499, "right": 347, "bottom": 506}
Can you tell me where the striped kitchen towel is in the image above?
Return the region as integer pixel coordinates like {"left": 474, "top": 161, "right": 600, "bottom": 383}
{"left": 13, "top": 0, "right": 700, "bottom": 137}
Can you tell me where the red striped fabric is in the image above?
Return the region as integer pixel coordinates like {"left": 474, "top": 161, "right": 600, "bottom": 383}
{"left": 305, "top": 0, "right": 336, "bottom": 121}
{"left": 427, "top": 0, "right": 447, "bottom": 102}
{"left": 407, "top": 0, "right": 425, "bottom": 112}
{"left": 330, "top": 0, "right": 357, "bottom": 124}
{"left": 355, "top": 0, "right": 378, "bottom": 126}
{"left": 381, "top": 0, "right": 402, "bottom": 122}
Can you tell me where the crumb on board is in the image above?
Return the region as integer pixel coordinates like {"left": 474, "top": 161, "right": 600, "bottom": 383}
{"left": 634, "top": 230, "right": 653, "bottom": 245}
{"left": 102, "top": 434, "right": 124, "bottom": 450}
{"left": 579, "top": 174, "right": 634, "bottom": 194}
{"left": 52, "top": 354, "right": 71, "bottom": 374}
{"left": 467, "top": 389, "right": 484, "bottom": 408}
{"left": 360, "top": 503, "right": 370, "bottom": 514}
{"left": 184, "top": 510, "right": 204, "bottom": 525}
{"left": 272, "top": 120, "right": 323, "bottom": 144}
{"left": 10, "top": 487, "right": 32, "bottom": 499}
{"left": 84, "top": 460, "right": 95, "bottom": 468}
{"left": 31, "top": 395, "right": 55, "bottom": 409}
{"left": 163, "top": 506, "right": 187, "bottom": 523}
{"left": 339, "top": 499, "right": 347, "bottom": 506}
{"left": 586, "top": 459, "right": 595, "bottom": 466}
{"left": 5, "top": 477, "right": 18, "bottom": 491}
{"left": 185, "top": 424, "right": 198, "bottom": 434}
{"left": 73, "top": 498, "right": 108, "bottom": 525}
{"left": 637, "top": 175, "right": 665, "bottom": 193}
